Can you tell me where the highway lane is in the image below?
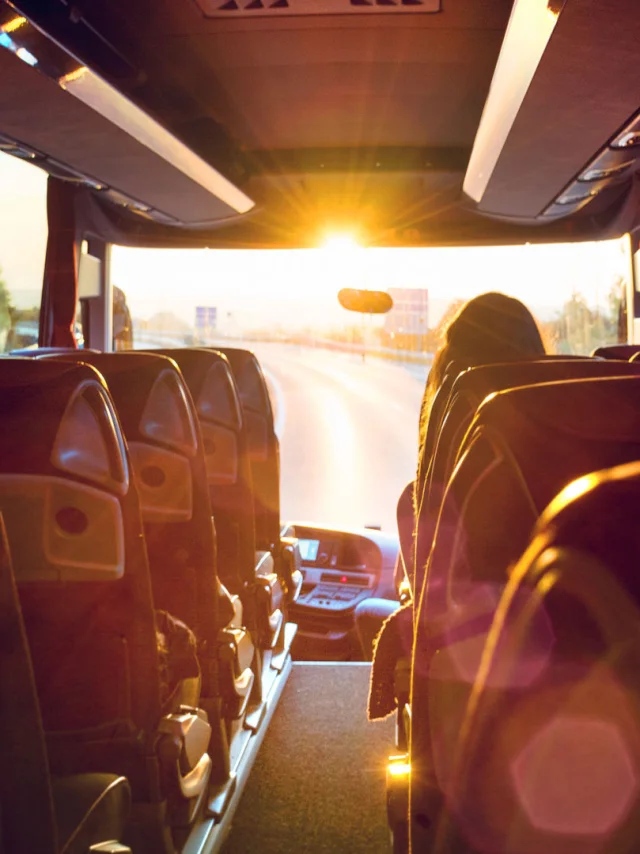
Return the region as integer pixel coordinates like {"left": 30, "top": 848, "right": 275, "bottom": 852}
{"left": 250, "top": 342, "right": 428, "bottom": 534}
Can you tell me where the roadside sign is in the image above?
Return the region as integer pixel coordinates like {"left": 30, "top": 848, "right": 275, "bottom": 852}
{"left": 195, "top": 306, "right": 217, "bottom": 330}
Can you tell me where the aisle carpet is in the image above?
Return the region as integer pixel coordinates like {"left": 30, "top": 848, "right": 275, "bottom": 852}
{"left": 222, "top": 662, "right": 395, "bottom": 853}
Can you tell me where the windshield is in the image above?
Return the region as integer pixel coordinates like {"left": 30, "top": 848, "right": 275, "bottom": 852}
{"left": 111, "top": 236, "right": 631, "bottom": 532}
{"left": 0, "top": 152, "right": 631, "bottom": 531}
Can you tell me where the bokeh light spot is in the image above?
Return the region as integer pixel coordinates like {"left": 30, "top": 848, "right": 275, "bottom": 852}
{"left": 511, "top": 716, "right": 638, "bottom": 835}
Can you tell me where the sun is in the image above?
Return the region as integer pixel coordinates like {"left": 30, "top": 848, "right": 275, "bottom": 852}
{"left": 318, "top": 233, "right": 366, "bottom": 289}
{"left": 320, "top": 233, "right": 362, "bottom": 254}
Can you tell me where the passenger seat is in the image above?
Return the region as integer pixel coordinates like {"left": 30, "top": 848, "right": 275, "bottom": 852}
{"left": 0, "top": 513, "right": 132, "bottom": 854}
{"left": 47, "top": 350, "right": 256, "bottom": 722}
{"left": 417, "top": 357, "right": 640, "bottom": 588}
{"left": 148, "top": 349, "right": 256, "bottom": 594}
{"left": 410, "top": 373, "right": 640, "bottom": 851}
{"left": 0, "top": 359, "right": 214, "bottom": 849}
{"left": 434, "top": 460, "right": 640, "bottom": 854}
{"left": 212, "top": 348, "right": 303, "bottom": 628}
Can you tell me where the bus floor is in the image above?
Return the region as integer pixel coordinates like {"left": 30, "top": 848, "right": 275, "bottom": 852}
{"left": 221, "top": 662, "right": 394, "bottom": 853}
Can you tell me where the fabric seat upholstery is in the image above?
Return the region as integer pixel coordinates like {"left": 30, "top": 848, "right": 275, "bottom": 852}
{"left": 410, "top": 374, "right": 640, "bottom": 850}
{"left": 435, "top": 461, "right": 640, "bottom": 854}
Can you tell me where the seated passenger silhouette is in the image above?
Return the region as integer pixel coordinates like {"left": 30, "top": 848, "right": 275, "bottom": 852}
{"left": 356, "top": 292, "right": 546, "bottom": 718}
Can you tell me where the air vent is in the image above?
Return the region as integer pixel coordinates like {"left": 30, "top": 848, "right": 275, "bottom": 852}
{"left": 197, "top": 0, "right": 439, "bottom": 16}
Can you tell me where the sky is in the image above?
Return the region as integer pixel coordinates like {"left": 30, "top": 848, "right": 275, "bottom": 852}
{"left": 0, "top": 151, "right": 632, "bottom": 331}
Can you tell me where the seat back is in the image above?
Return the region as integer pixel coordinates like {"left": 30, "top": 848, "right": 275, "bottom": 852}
{"left": 214, "top": 348, "right": 280, "bottom": 557}
{"left": 0, "top": 359, "right": 162, "bottom": 750}
{"left": 424, "top": 375, "right": 640, "bottom": 618}
{"left": 416, "top": 360, "right": 463, "bottom": 518}
{"left": 0, "top": 514, "right": 58, "bottom": 854}
{"left": 429, "top": 358, "right": 640, "bottom": 518}
{"left": 431, "top": 462, "right": 640, "bottom": 854}
{"left": 47, "top": 351, "right": 221, "bottom": 649}
{"left": 0, "top": 359, "right": 223, "bottom": 830}
{"left": 413, "top": 355, "right": 594, "bottom": 583}
{"left": 145, "top": 348, "right": 256, "bottom": 591}
{"left": 592, "top": 343, "right": 640, "bottom": 360}
{"left": 411, "top": 377, "right": 640, "bottom": 851}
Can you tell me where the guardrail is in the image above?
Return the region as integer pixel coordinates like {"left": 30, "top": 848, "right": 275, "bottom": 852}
{"left": 133, "top": 329, "right": 433, "bottom": 367}
{"left": 295, "top": 335, "right": 433, "bottom": 365}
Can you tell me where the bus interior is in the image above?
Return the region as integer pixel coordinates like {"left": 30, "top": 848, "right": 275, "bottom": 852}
{"left": 2, "top": 0, "right": 640, "bottom": 852}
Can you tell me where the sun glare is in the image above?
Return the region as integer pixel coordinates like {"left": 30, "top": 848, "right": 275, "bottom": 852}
{"left": 321, "top": 233, "right": 362, "bottom": 253}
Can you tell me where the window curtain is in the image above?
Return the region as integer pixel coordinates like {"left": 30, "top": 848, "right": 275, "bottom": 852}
{"left": 40, "top": 178, "right": 78, "bottom": 348}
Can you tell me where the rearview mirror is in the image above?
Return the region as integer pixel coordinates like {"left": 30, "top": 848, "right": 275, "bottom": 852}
{"left": 338, "top": 289, "right": 393, "bottom": 314}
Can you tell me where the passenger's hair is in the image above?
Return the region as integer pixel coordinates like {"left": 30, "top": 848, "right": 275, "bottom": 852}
{"left": 416, "top": 292, "right": 545, "bottom": 504}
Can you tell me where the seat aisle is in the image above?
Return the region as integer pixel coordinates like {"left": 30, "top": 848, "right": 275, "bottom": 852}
{"left": 222, "top": 663, "right": 394, "bottom": 853}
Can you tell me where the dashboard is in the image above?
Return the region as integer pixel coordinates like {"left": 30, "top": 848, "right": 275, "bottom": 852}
{"left": 282, "top": 521, "right": 399, "bottom": 659}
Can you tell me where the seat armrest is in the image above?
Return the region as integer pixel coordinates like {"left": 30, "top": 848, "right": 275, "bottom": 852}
{"left": 219, "top": 582, "right": 244, "bottom": 629}
{"left": 218, "top": 628, "right": 255, "bottom": 719}
{"left": 251, "top": 576, "right": 284, "bottom": 649}
{"left": 254, "top": 550, "right": 275, "bottom": 576}
{"left": 157, "top": 707, "right": 212, "bottom": 826}
{"left": 52, "top": 774, "right": 131, "bottom": 854}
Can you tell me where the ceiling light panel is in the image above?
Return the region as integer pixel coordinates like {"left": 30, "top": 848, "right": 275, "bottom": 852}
{"left": 59, "top": 68, "right": 254, "bottom": 215}
{"left": 463, "top": 0, "right": 566, "bottom": 204}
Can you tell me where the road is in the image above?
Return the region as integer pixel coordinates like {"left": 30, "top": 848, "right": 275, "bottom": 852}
{"left": 250, "top": 342, "right": 428, "bottom": 534}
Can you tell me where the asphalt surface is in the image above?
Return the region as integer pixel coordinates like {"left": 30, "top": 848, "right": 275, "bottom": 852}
{"left": 251, "top": 342, "right": 427, "bottom": 534}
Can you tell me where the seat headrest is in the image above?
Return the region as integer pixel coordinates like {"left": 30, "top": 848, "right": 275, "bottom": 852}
{"left": 8, "top": 347, "right": 99, "bottom": 357}
{"left": 0, "top": 361, "right": 130, "bottom": 581}
{"left": 212, "top": 347, "right": 272, "bottom": 417}
{"left": 534, "top": 460, "right": 640, "bottom": 599}
{"left": 593, "top": 344, "right": 640, "bottom": 360}
{"left": 47, "top": 351, "right": 198, "bottom": 456}
{"left": 145, "top": 348, "right": 242, "bottom": 430}
{"left": 0, "top": 359, "right": 128, "bottom": 493}
{"left": 474, "top": 374, "right": 640, "bottom": 447}
{"left": 451, "top": 358, "right": 640, "bottom": 410}
{"left": 0, "top": 357, "right": 100, "bottom": 390}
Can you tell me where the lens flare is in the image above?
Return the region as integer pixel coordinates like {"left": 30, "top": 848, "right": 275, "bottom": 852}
{"left": 511, "top": 715, "right": 638, "bottom": 835}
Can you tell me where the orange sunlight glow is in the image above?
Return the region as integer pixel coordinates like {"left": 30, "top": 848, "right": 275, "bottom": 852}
{"left": 321, "top": 233, "right": 362, "bottom": 253}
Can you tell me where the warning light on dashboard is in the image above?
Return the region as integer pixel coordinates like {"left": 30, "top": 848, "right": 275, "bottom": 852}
{"left": 340, "top": 575, "right": 348, "bottom": 584}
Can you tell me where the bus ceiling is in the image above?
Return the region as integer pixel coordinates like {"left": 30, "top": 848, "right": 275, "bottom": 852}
{"left": 2, "top": 0, "right": 640, "bottom": 248}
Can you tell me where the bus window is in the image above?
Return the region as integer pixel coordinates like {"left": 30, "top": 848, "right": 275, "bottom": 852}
{"left": 113, "top": 285, "right": 134, "bottom": 351}
{"left": 0, "top": 151, "right": 47, "bottom": 352}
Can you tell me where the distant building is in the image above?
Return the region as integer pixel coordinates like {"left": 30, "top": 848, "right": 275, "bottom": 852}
{"left": 384, "top": 288, "right": 429, "bottom": 336}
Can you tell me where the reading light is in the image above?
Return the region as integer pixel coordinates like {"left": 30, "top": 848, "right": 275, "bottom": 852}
{"left": 614, "top": 132, "right": 640, "bottom": 149}
{"left": 0, "top": 16, "right": 27, "bottom": 34}
{"left": 464, "top": 0, "right": 566, "bottom": 203}
{"left": 555, "top": 186, "right": 599, "bottom": 205}
{"left": 58, "top": 66, "right": 254, "bottom": 215}
{"left": 581, "top": 161, "right": 635, "bottom": 182}
{"left": 15, "top": 46, "right": 37, "bottom": 66}
{"left": 0, "top": 23, "right": 37, "bottom": 67}
{"left": 611, "top": 114, "right": 640, "bottom": 149}
{"left": 0, "top": 139, "right": 39, "bottom": 160}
